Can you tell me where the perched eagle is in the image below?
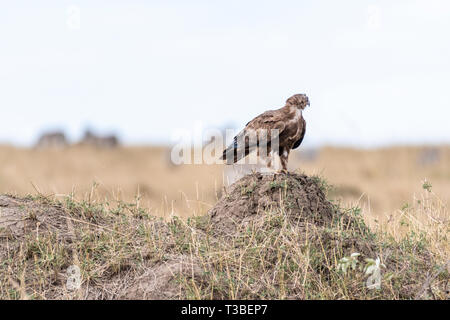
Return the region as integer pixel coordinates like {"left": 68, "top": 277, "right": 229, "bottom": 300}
{"left": 221, "top": 94, "right": 309, "bottom": 173}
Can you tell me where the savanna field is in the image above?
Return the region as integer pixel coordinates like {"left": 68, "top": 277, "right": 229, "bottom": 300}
{"left": 0, "top": 145, "right": 448, "bottom": 299}
{"left": 1, "top": 145, "right": 448, "bottom": 219}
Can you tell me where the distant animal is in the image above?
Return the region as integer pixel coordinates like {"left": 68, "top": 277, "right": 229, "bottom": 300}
{"left": 35, "top": 131, "right": 68, "bottom": 149}
{"left": 221, "top": 94, "right": 310, "bottom": 173}
{"left": 417, "top": 148, "right": 440, "bottom": 166}
{"left": 80, "top": 130, "right": 119, "bottom": 148}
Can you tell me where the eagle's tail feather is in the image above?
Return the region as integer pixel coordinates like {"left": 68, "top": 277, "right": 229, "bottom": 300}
{"left": 220, "top": 133, "right": 256, "bottom": 164}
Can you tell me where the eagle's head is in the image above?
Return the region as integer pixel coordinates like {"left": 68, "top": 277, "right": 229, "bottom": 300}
{"left": 286, "top": 94, "right": 310, "bottom": 110}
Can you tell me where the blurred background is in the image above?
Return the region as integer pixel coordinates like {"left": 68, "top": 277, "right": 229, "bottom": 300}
{"left": 0, "top": 1, "right": 449, "bottom": 219}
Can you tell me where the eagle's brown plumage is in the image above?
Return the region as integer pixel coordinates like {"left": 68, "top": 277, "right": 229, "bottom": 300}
{"left": 221, "top": 94, "right": 309, "bottom": 172}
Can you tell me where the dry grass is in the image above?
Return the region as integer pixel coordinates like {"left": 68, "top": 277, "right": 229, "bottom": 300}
{"left": 0, "top": 145, "right": 448, "bottom": 220}
{"left": 0, "top": 144, "right": 448, "bottom": 300}
{"left": 0, "top": 145, "right": 223, "bottom": 218}
{"left": 0, "top": 173, "right": 447, "bottom": 300}
{"left": 293, "top": 146, "right": 450, "bottom": 217}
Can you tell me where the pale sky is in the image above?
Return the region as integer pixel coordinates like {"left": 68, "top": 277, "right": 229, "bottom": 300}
{"left": 1, "top": 0, "right": 449, "bottom": 147}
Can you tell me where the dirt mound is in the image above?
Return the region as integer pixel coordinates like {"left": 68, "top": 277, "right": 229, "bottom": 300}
{"left": 0, "top": 175, "right": 447, "bottom": 300}
{"left": 0, "top": 195, "right": 72, "bottom": 261}
{"left": 0, "top": 194, "right": 186, "bottom": 300}
{"left": 116, "top": 254, "right": 202, "bottom": 300}
{"left": 209, "top": 172, "right": 336, "bottom": 235}
{"left": 0, "top": 195, "right": 69, "bottom": 238}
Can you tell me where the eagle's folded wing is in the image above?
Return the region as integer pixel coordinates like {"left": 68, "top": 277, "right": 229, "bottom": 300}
{"left": 221, "top": 111, "right": 286, "bottom": 163}
{"left": 292, "top": 117, "right": 306, "bottom": 150}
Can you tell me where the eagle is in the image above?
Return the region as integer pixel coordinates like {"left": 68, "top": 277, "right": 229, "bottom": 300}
{"left": 221, "top": 94, "right": 309, "bottom": 173}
